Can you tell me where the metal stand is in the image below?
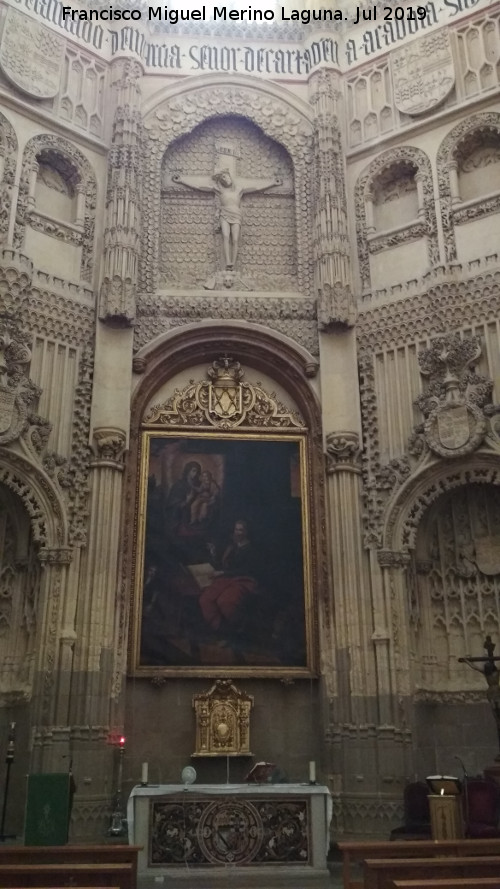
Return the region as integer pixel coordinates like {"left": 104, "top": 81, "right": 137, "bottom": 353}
{"left": 109, "top": 740, "right": 127, "bottom": 837}
{"left": 0, "top": 723, "right": 16, "bottom": 841}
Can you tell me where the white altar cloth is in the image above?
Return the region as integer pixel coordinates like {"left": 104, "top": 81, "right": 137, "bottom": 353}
{"left": 127, "top": 782, "right": 332, "bottom": 874}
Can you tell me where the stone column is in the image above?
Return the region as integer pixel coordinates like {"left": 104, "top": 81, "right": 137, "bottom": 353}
{"left": 31, "top": 547, "right": 74, "bottom": 771}
{"left": 99, "top": 58, "right": 143, "bottom": 325}
{"left": 67, "top": 428, "right": 126, "bottom": 839}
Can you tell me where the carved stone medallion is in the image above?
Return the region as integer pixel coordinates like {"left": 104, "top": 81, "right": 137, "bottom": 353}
{"left": 0, "top": 9, "right": 65, "bottom": 99}
{"left": 391, "top": 31, "right": 455, "bottom": 116}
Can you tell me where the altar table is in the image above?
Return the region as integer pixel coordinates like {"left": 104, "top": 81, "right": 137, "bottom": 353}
{"left": 127, "top": 783, "right": 332, "bottom": 876}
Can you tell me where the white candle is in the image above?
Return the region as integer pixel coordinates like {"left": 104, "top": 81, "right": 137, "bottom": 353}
{"left": 141, "top": 762, "right": 148, "bottom": 785}
{"left": 309, "top": 760, "right": 316, "bottom": 783}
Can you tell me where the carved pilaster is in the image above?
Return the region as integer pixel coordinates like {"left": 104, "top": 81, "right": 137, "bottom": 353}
{"left": 325, "top": 431, "right": 361, "bottom": 474}
{"left": 71, "top": 426, "right": 127, "bottom": 725}
{"left": 309, "top": 69, "right": 356, "bottom": 329}
{"left": 374, "top": 548, "right": 412, "bottom": 719}
{"left": 99, "top": 59, "right": 143, "bottom": 325}
{"left": 325, "top": 429, "right": 373, "bottom": 721}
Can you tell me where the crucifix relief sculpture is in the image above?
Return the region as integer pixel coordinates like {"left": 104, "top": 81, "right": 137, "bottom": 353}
{"left": 172, "top": 168, "right": 282, "bottom": 271}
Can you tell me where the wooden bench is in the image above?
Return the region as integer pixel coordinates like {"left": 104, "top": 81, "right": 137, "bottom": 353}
{"left": 339, "top": 839, "right": 500, "bottom": 889}
{"left": 363, "top": 855, "right": 500, "bottom": 889}
{"left": 392, "top": 879, "right": 500, "bottom": 888}
{"left": 0, "top": 846, "right": 141, "bottom": 889}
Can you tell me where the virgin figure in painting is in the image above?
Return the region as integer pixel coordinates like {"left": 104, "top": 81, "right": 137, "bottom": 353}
{"left": 135, "top": 434, "right": 310, "bottom": 675}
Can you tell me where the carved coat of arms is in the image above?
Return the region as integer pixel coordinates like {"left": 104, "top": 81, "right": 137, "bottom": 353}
{"left": 415, "top": 335, "right": 491, "bottom": 459}
{"left": 0, "top": 9, "right": 65, "bottom": 99}
{"left": 391, "top": 31, "right": 455, "bottom": 116}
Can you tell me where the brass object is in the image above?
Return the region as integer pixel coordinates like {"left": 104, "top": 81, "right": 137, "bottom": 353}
{"left": 144, "top": 356, "right": 304, "bottom": 430}
{"left": 192, "top": 679, "right": 253, "bottom": 757}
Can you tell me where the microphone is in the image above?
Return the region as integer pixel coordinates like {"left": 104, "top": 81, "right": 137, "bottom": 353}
{"left": 454, "top": 755, "right": 467, "bottom": 778}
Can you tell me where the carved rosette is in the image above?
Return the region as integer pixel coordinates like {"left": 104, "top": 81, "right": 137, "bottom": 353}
{"left": 145, "top": 357, "right": 304, "bottom": 430}
{"left": 325, "top": 432, "right": 361, "bottom": 474}
{"left": 91, "top": 427, "right": 127, "bottom": 469}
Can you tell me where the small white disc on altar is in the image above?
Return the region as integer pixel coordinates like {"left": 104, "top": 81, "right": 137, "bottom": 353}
{"left": 181, "top": 765, "right": 197, "bottom": 785}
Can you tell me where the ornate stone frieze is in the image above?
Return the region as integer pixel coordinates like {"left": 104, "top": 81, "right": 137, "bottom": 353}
{"left": 91, "top": 427, "right": 126, "bottom": 469}
{"left": 0, "top": 114, "right": 17, "bottom": 246}
{"left": 14, "top": 135, "right": 97, "bottom": 284}
{"left": 134, "top": 293, "right": 319, "bottom": 357}
{"left": 389, "top": 464, "right": 500, "bottom": 552}
{"left": 453, "top": 193, "right": 500, "bottom": 226}
{"left": 141, "top": 85, "right": 314, "bottom": 298}
{"left": 38, "top": 547, "right": 73, "bottom": 565}
{"left": 0, "top": 323, "right": 39, "bottom": 446}
{"left": 416, "top": 333, "right": 492, "bottom": 459}
{"left": 0, "top": 8, "right": 65, "bottom": 99}
{"left": 377, "top": 549, "right": 411, "bottom": 569}
{"left": 436, "top": 112, "right": 500, "bottom": 264}
{"left": 325, "top": 432, "right": 361, "bottom": 473}
{"left": 414, "top": 689, "right": 488, "bottom": 704}
{"left": 355, "top": 147, "right": 438, "bottom": 294}
{"left": 390, "top": 30, "right": 455, "bottom": 116}
{"left": 357, "top": 263, "right": 500, "bottom": 352}
{"left": 27, "top": 212, "right": 83, "bottom": 247}
{"left": 368, "top": 221, "right": 427, "bottom": 255}
{"left": 0, "top": 249, "right": 33, "bottom": 318}
{"left": 145, "top": 356, "right": 304, "bottom": 430}
{"left": 0, "top": 465, "right": 47, "bottom": 547}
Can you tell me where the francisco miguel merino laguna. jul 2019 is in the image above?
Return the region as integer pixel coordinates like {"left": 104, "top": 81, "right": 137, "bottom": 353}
{"left": 61, "top": 5, "right": 347, "bottom": 23}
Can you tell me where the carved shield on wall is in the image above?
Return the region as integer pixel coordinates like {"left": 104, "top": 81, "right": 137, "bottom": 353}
{"left": 475, "top": 536, "right": 500, "bottom": 576}
{"left": 0, "top": 9, "right": 65, "bottom": 99}
{"left": 437, "top": 404, "right": 470, "bottom": 450}
{"left": 0, "top": 388, "right": 15, "bottom": 435}
{"left": 391, "top": 31, "right": 455, "bottom": 116}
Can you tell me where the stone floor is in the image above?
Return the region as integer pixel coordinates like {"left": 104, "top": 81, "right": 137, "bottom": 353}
{"left": 137, "top": 863, "right": 343, "bottom": 889}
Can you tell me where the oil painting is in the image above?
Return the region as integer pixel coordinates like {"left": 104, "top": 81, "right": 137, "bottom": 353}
{"left": 131, "top": 432, "right": 314, "bottom": 676}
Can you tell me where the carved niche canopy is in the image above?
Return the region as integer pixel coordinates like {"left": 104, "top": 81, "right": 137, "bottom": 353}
{"left": 192, "top": 679, "right": 253, "bottom": 757}
{"left": 144, "top": 356, "right": 304, "bottom": 430}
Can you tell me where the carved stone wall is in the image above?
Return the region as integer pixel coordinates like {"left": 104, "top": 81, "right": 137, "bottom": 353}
{"left": 0, "top": 112, "right": 17, "bottom": 245}
{"left": 140, "top": 83, "right": 314, "bottom": 298}
{"left": 161, "top": 116, "right": 297, "bottom": 291}
{"left": 14, "top": 134, "right": 97, "bottom": 283}
{"left": 355, "top": 146, "right": 438, "bottom": 294}
{"left": 436, "top": 112, "right": 500, "bottom": 264}
{"left": 411, "top": 484, "right": 500, "bottom": 692}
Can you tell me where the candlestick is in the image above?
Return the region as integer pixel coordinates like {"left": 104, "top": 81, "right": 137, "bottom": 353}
{"left": 309, "top": 760, "right": 316, "bottom": 784}
{"left": 141, "top": 762, "right": 148, "bottom": 785}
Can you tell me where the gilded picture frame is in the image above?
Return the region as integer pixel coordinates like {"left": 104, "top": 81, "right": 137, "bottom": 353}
{"left": 130, "top": 430, "right": 316, "bottom": 677}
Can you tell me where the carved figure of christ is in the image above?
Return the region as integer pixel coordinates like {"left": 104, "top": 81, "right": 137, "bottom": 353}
{"left": 172, "top": 169, "right": 282, "bottom": 270}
